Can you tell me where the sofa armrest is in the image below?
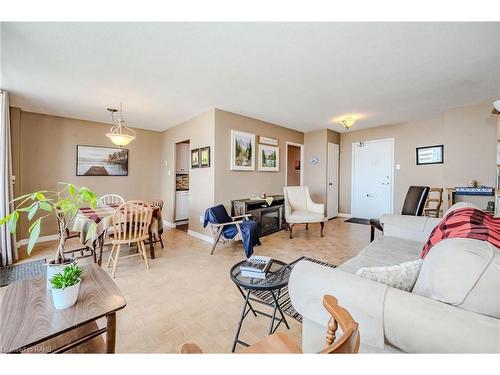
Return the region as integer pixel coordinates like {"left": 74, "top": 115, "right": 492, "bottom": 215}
{"left": 289, "top": 260, "right": 388, "bottom": 352}
{"left": 380, "top": 214, "right": 440, "bottom": 243}
{"left": 384, "top": 287, "right": 500, "bottom": 353}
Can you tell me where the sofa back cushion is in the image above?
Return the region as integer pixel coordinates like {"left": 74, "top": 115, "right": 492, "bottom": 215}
{"left": 412, "top": 238, "right": 500, "bottom": 319}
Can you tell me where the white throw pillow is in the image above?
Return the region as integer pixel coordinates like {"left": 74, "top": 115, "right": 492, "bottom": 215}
{"left": 356, "top": 259, "right": 423, "bottom": 292}
{"left": 412, "top": 238, "right": 500, "bottom": 319}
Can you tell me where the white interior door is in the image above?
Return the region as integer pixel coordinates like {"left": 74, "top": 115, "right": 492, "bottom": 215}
{"left": 352, "top": 139, "right": 394, "bottom": 219}
{"left": 327, "top": 142, "right": 339, "bottom": 219}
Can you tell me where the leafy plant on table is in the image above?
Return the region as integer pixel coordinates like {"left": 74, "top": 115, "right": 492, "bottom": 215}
{"left": 50, "top": 263, "right": 84, "bottom": 289}
{"left": 0, "top": 183, "right": 99, "bottom": 264}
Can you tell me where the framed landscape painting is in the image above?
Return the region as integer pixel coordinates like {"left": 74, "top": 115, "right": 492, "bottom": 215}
{"left": 200, "top": 146, "right": 210, "bottom": 168}
{"left": 230, "top": 130, "right": 255, "bottom": 171}
{"left": 76, "top": 145, "right": 128, "bottom": 176}
{"left": 258, "top": 144, "right": 279, "bottom": 172}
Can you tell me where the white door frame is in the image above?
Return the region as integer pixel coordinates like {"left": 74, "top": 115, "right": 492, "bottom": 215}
{"left": 350, "top": 138, "right": 395, "bottom": 217}
{"left": 285, "top": 141, "right": 304, "bottom": 186}
{"left": 327, "top": 142, "right": 339, "bottom": 219}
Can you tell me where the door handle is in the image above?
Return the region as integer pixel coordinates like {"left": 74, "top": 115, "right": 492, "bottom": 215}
{"left": 366, "top": 194, "right": 377, "bottom": 197}
{"left": 329, "top": 182, "right": 333, "bottom": 186}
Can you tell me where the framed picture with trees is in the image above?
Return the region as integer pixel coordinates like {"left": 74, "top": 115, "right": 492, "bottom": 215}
{"left": 258, "top": 144, "right": 279, "bottom": 172}
{"left": 230, "top": 130, "right": 255, "bottom": 171}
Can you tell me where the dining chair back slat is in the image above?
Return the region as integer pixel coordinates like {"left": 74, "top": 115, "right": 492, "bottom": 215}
{"left": 99, "top": 194, "right": 125, "bottom": 206}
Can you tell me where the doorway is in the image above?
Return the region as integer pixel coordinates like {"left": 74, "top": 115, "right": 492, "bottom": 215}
{"left": 327, "top": 142, "right": 339, "bottom": 219}
{"left": 175, "top": 140, "right": 190, "bottom": 232}
{"left": 351, "top": 138, "right": 394, "bottom": 219}
{"left": 285, "top": 142, "right": 303, "bottom": 186}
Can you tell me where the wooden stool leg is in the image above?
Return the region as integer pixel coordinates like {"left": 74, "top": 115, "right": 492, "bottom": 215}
{"left": 111, "top": 245, "right": 121, "bottom": 278}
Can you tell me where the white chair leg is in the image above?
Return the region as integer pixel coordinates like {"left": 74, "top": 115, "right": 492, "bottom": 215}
{"left": 107, "top": 244, "right": 116, "bottom": 268}
{"left": 139, "top": 241, "right": 149, "bottom": 270}
{"left": 111, "top": 245, "right": 121, "bottom": 278}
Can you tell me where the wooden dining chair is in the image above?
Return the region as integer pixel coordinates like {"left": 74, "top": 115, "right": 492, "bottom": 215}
{"left": 99, "top": 194, "right": 125, "bottom": 206}
{"left": 149, "top": 199, "right": 164, "bottom": 249}
{"left": 106, "top": 200, "right": 153, "bottom": 278}
{"left": 180, "top": 295, "right": 360, "bottom": 354}
{"left": 424, "top": 188, "right": 443, "bottom": 218}
{"left": 57, "top": 210, "right": 95, "bottom": 262}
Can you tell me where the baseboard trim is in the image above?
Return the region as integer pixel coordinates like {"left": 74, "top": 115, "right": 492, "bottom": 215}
{"left": 163, "top": 220, "right": 177, "bottom": 228}
{"left": 187, "top": 230, "right": 214, "bottom": 244}
{"left": 337, "top": 213, "right": 352, "bottom": 218}
{"left": 17, "top": 234, "right": 59, "bottom": 247}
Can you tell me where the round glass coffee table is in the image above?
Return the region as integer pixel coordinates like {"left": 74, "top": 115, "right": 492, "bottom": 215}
{"left": 229, "top": 259, "right": 292, "bottom": 352}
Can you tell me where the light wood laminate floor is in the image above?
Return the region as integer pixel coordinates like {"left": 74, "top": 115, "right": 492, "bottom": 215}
{"left": 1, "top": 218, "right": 370, "bottom": 353}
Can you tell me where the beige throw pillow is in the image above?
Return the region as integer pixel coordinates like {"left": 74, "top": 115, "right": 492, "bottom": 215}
{"left": 356, "top": 259, "right": 423, "bottom": 292}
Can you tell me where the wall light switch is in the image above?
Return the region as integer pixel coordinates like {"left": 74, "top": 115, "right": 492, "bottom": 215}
{"left": 168, "top": 170, "right": 171, "bottom": 176}
{"left": 396, "top": 164, "right": 401, "bottom": 170}
{"left": 164, "top": 160, "right": 168, "bottom": 166}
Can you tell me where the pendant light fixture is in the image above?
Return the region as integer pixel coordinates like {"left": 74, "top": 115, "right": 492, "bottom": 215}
{"left": 106, "top": 103, "right": 136, "bottom": 147}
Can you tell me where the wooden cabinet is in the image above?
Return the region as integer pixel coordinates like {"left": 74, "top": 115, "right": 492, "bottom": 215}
{"left": 176, "top": 143, "right": 190, "bottom": 174}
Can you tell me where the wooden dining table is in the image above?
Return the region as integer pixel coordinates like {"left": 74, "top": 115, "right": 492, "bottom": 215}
{"left": 72, "top": 203, "right": 163, "bottom": 265}
{"left": 0, "top": 263, "right": 126, "bottom": 353}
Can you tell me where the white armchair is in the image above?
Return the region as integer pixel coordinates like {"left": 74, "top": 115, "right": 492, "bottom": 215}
{"left": 283, "top": 186, "right": 326, "bottom": 239}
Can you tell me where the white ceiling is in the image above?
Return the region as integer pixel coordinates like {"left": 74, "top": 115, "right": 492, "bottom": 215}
{"left": 1, "top": 22, "right": 499, "bottom": 133}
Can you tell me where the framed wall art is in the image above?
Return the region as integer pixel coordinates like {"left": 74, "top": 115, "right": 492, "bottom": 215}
{"left": 200, "top": 146, "right": 210, "bottom": 168}
{"left": 191, "top": 148, "right": 200, "bottom": 168}
{"left": 76, "top": 145, "right": 128, "bottom": 176}
{"left": 258, "top": 144, "right": 279, "bottom": 172}
{"left": 416, "top": 145, "right": 444, "bottom": 165}
{"left": 230, "top": 130, "right": 255, "bottom": 171}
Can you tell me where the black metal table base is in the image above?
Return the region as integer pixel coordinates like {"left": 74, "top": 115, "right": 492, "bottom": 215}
{"left": 231, "top": 286, "right": 290, "bottom": 352}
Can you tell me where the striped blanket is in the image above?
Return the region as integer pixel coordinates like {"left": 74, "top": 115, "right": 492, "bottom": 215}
{"left": 421, "top": 208, "right": 500, "bottom": 258}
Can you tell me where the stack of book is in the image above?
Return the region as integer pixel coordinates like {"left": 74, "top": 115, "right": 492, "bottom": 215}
{"left": 240, "top": 255, "right": 272, "bottom": 279}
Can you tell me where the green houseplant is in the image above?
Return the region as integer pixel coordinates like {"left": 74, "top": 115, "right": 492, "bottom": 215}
{"left": 0, "top": 183, "right": 98, "bottom": 287}
{"left": 50, "top": 263, "right": 84, "bottom": 309}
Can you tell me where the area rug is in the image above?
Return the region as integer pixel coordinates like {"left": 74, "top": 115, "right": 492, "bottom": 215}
{"left": 344, "top": 217, "right": 370, "bottom": 225}
{"left": 0, "top": 258, "right": 46, "bottom": 287}
{"left": 250, "top": 256, "right": 337, "bottom": 323}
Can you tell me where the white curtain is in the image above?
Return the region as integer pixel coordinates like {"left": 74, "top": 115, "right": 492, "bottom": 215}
{"left": 0, "top": 90, "right": 16, "bottom": 266}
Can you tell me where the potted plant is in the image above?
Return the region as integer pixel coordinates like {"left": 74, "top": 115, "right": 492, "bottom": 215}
{"left": 50, "top": 263, "right": 84, "bottom": 309}
{"left": 0, "top": 183, "right": 98, "bottom": 288}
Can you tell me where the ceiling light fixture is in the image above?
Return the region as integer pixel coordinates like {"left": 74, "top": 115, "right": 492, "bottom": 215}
{"left": 339, "top": 116, "right": 356, "bottom": 130}
{"left": 106, "top": 103, "right": 136, "bottom": 147}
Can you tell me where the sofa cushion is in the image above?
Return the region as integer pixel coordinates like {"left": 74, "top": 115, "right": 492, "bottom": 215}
{"left": 338, "top": 236, "right": 422, "bottom": 274}
{"left": 356, "top": 259, "right": 423, "bottom": 292}
{"left": 412, "top": 238, "right": 500, "bottom": 319}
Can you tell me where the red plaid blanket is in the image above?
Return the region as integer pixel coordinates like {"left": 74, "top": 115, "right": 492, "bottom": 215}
{"left": 421, "top": 208, "right": 500, "bottom": 258}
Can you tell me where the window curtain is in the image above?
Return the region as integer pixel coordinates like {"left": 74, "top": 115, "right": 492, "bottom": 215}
{"left": 0, "top": 90, "right": 17, "bottom": 266}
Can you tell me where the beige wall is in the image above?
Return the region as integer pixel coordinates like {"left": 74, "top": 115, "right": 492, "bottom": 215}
{"left": 286, "top": 144, "right": 301, "bottom": 186}
{"left": 10, "top": 108, "right": 162, "bottom": 239}
{"left": 160, "top": 110, "right": 215, "bottom": 237}
{"left": 339, "top": 101, "right": 497, "bottom": 214}
{"left": 303, "top": 129, "right": 340, "bottom": 205}
{"left": 214, "top": 109, "right": 303, "bottom": 212}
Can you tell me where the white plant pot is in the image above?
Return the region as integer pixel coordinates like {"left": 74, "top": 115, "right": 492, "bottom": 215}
{"left": 51, "top": 279, "right": 81, "bottom": 310}
{"left": 46, "top": 258, "right": 76, "bottom": 289}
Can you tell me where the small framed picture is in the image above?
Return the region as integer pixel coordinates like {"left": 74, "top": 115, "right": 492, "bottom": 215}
{"left": 259, "top": 136, "right": 279, "bottom": 146}
{"left": 231, "top": 130, "right": 255, "bottom": 171}
{"left": 258, "top": 144, "right": 279, "bottom": 172}
{"left": 200, "top": 146, "right": 210, "bottom": 168}
{"left": 416, "top": 145, "right": 444, "bottom": 165}
{"left": 191, "top": 148, "right": 200, "bottom": 168}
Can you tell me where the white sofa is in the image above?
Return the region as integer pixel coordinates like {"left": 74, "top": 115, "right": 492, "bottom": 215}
{"left": 288, "top": 213, "right": 500, "bottom": 353}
